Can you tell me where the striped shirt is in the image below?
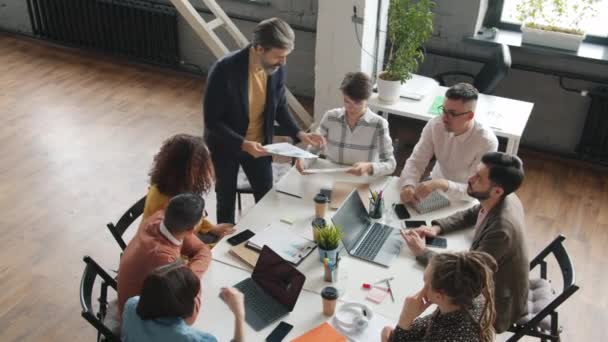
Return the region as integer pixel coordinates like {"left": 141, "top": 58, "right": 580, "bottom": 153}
{"left": 315, "top": 107, "right": 396, "bottom": 176}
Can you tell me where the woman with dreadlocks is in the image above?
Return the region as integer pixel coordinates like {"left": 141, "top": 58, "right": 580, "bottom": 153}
{"left": 381, "top": 251, "right": 498, "bottom": 342}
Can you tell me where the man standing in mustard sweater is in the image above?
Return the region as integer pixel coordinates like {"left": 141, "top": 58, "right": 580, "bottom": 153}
{"left": 204, "top": 18, "right": 324, "bottom": 224}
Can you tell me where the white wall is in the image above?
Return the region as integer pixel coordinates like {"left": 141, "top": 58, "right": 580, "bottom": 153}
{"left": 314, "top": 0, "right": 379, "bottom": 123}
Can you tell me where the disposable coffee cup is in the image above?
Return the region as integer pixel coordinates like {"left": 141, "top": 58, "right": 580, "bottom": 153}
{"left": 314, "top": 193, "right": 329, "bottom": 218}
{"left": 321, "top": 286, "right": 338, "bottom": 316}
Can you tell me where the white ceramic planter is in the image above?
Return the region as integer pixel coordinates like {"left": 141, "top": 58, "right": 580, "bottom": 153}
{"left": 377, "top": 76, "right": 401, "bottom": 104}
{"left": 521, "top": 25, "right": 585, "bottom": 51}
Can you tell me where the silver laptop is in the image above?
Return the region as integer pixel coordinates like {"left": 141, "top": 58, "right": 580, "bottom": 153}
{"left": 331, "top": 190, "right": 403, "bottom": 267}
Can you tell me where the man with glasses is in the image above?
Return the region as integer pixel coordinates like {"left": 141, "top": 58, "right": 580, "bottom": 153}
{"left": 399, "top": 83, "right": 498, "bottom": 203}
{"left": 401, "top": 152, "right": 528, "bottom": 332}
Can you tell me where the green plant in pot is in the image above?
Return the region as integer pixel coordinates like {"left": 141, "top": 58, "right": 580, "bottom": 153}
{"left": 315, "top": 223, "right": 343, "bottom": 263}
{"left": 516, "top": 0, "right": 600, "bottom": 51}
{"left": 377, "top": 0, "right": 435, "bottom": 103}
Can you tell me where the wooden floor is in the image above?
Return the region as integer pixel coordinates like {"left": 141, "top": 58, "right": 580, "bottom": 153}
{"left": 1, "top": 33, "right": 606, "bottom": 341}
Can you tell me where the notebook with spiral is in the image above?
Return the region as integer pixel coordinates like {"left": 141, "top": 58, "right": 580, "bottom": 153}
{"left": 413, "top": 191, "right": 451, "bottom": 214}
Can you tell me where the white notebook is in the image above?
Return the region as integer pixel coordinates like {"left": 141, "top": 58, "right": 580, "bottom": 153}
{"left": 246, "top": 224, "right": 317, "bottom": 266}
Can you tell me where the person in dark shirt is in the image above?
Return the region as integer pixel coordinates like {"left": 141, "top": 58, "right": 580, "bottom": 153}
{"left": 381, "top": 251, "right": 497, "bottom": 342}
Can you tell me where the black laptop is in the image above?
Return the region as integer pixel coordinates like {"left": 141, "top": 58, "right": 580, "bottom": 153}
{"left": 225, "top": 245, "right": 306, "bottom": 331}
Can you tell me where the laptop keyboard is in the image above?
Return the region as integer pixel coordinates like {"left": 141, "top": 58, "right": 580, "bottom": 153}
{"left": 353, "top": 223, "right": 392, "bottom": 260}
{"left": 234, "top": 278, "right": 287, "bottom": 324}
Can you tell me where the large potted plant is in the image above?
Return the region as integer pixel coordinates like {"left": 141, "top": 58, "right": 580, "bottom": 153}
{"left": 517, "top": 0, "right": 600, "bottom": 51}
{"left": 378, "top": 0, "right": 435, "bottom": 103}
{"left": 315, "top": 223, "right": 343, "bottom": 263}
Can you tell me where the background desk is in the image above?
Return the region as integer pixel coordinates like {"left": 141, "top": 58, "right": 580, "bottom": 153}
{"left": 211, "top": 161, "right": 476, "bottom": 323}
{"left": 368, "top": 80, "right": 534, "bottom": 155}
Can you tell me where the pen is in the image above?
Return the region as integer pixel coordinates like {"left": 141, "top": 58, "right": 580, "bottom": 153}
{"left": 276, "top": 189, "right": 303, "bottom": 199}
{"left": 386, "top": 280, "right": 395, "bottom": 303}
{"left": 374, "top": 276, "right": 395, "bottom": 284}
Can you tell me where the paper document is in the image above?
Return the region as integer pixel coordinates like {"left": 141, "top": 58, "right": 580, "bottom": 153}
{"left": 429, "top": 95, "right": 444, "bottom": 116}
{"left": 264, "top": 142, "right": 318, "bottom": 159}
{"left": 303, "top": 167, "right": 351, "bottom": 174}
{"left": 246, "top": 223, "right": 316, "bottom": 265}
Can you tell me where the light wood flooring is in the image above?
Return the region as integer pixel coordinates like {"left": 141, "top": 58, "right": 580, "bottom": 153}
{"left": 0, "top": 33, "right": 606, "bottom": 341}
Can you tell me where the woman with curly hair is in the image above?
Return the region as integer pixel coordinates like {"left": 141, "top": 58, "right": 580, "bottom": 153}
{"left": 382, "top": 251, "right": 498, "bottom": 342}
{"left": 144, "top": 134, "right": 235, "bottom": 243}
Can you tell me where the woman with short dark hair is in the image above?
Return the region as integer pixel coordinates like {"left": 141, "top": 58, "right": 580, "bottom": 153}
{"left": 296, "top": 72, "right": 396, "bottom": 176}
{"left": 382, "top": 251, "right": 498, "bottom": 342}
{"left": 122, "top": 262, "right": 245, "bottom": 342}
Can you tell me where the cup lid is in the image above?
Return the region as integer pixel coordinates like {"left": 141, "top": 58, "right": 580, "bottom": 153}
{"left": 321, "top": 286, "right": 338, "bottom": 299}
{"left": 314, "top": 193, "right": 328, "bottom": 203}
{"left": 312, "top": 217, "right": 326, "bottom": 228}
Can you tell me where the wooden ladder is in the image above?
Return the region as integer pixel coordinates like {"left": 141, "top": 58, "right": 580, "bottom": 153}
{"left": 168, "top": 0, "right": 313, "bottom": 127}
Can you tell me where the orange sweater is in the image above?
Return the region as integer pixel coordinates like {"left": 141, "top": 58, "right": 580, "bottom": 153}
{"left": 117, "top": 210, "right": 212, "bottom": 322}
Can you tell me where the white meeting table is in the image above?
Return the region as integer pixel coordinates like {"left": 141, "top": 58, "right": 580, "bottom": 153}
{"left": 210, "top": 160, "right": 477, "bottom": 323}
{"left": 368, "top": 75, "right": 534, "bottom": 155}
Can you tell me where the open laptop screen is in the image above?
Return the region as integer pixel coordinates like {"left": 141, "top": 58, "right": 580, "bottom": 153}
{"left": 252, "top": 246, "right": 306, "bottom": 311}
{"left": 332, "top": 190, "right": 370, "bottom": 251}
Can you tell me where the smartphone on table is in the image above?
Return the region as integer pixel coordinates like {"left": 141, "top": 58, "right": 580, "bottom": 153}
{"left": 425, "top": 236, "right": 447, "bottom": 248}
{"left": 226, "top": 229, "right": 255, "bottom": 246}
{"left": 266, "top": 321, "right": 293, "bottom": 342}
{"left": 394, "top": 203, "right": 411, "bottom": 220}
{"left": 403, "top": 220, "right": 426, "bottom": 229}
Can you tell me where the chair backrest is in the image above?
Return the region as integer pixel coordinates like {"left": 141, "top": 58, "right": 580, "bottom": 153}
{"left": 106, "top": 195, "right": 146, "bottom": 251}
{"left": 523, "top": 235, "right": 579, "bottom": 331}
{"left": 474, "top": 43, "right": 511, "bottom": 94}
{"left": 530, "top": 234, "right": 576, "bottom": 292}
{"left": 80, "top": 256, "right": 120, "bottom": 342}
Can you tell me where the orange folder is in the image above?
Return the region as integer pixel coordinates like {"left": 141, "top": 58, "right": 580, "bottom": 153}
{"left": 291, "top": 322, "right": 346, "bottom": 342}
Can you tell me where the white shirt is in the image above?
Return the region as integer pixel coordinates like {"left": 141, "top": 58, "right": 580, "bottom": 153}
{"left": 400, "top": 116, "right": 498, "bottom": 200}
{"left": 159, "top": 222, "right": 182, "bottom": 246}
{"left": 313, "top": 107, "right": 396, "bottom": 176}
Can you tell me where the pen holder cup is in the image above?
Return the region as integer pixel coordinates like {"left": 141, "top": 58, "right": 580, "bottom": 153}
{"left": 324, "top": 262, "right": 339, "bottom": 283}
{"left": 369, "top": 197, "right": 384, "bottom": 219}
{"left": 318, "top": 247, "right": 338, "bottom": 263}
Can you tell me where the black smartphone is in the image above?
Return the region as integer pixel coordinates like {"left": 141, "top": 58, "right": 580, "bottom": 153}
{"left": 226, "top": 229, "right": 255, "bottom": 246}
{"left": 266, "top": 321, "right": 293, "bottom": 342}
{"left": 320, "top": 188, "right": 332, "bottom": 201}
{"left": 404, "top": 220, "right": 426, "bottom": 228}
{"left": 394, "top": 203, "right": 411, "bottom": 219}
{"left": 426, "top": 236, "right": 447, "bottom": 248}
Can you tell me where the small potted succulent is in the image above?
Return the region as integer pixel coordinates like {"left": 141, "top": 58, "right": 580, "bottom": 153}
{"left": 315, "top": 223, "right": 343, "bottom": 263}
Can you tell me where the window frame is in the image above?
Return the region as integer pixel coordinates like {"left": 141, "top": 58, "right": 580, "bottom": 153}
{"left": 484, "top": 0, "right": 608, "bottom": 45}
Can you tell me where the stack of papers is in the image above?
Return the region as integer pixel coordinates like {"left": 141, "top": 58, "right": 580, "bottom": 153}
{"left": 303, "top": 167, "right": 351, "bottom": 174}
{"left": 264, "top": 142, "right": 318, "bottom": 159}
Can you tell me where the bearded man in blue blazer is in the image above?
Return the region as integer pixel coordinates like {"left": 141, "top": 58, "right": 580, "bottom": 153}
{"left": 203, "top": 17, "right": 324, "bottom": 224}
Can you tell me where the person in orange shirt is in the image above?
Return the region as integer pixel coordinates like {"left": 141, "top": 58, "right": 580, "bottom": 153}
{"left": 144, "top": 134, "right": 235, "bottom": 244}
{"left": 117, "top": 193, "right": 212, "bottom": 322}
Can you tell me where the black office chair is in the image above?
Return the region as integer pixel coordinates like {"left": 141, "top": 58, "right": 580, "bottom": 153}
{"left": 106, "top": 195, "right": 146, "bottom": 251}
{"left": 507, "top": 235, "right": 579, "bottom": 342}
{"left": 434, "top": 43, "right": 511, "bottom": 94}
{"left": 80, "top": 256, "right": 121, "bottom": 342}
